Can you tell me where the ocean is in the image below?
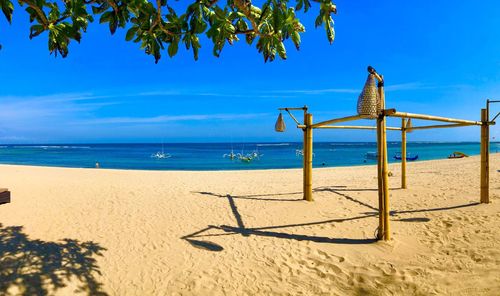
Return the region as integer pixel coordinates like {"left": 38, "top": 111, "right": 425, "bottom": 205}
{"left": 0, "top": 142, "right": 497, "bottom": 171}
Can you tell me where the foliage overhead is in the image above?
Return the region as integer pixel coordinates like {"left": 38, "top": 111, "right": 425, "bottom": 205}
{"left": 0, "top": 0, "right": 337, "bottom": 63}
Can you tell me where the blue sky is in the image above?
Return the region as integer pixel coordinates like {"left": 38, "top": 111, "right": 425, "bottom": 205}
{"left": 0, "top": 0, "right": 499, "bottom": 143}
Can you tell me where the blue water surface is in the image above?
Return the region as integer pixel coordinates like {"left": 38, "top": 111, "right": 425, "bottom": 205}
{"left": 0, "top": 142, "right": 497, "bottom": 171}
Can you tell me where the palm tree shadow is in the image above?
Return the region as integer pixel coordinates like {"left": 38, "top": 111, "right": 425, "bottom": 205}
{"left": 0, "top": 224, "right": 107, "bottom": 295}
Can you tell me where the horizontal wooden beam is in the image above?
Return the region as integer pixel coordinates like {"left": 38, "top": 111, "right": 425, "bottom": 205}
{"left": 278, "top": 107, "right": 307, "bottom": 111}
{"left": 311, "top": 115, "right": 365, "bottom": 128}
{"left": 388, "top": 111, "right": 482, "bottom": 125}
{"left": 382, "top": 108, "right": 396, "bottom": 116}
{"left": 315, "top": 125, "right": 401, "bottom": 131}
{"left": 407, "top": 123, "right": 474, "bottom": 131}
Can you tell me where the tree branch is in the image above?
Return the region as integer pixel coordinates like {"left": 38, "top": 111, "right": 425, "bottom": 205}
{"left": 19, "top": 0, "right": 50, "bottom": 27}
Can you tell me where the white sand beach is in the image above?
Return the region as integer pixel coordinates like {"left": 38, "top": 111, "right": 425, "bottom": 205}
{"left": 1, "top": 155, "right": 499, "bottom": 295}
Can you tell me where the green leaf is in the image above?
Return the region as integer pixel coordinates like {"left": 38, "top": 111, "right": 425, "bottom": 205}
{"left": 0, "top": 0, "right": 13, "bottom": 23}
{"left": 125, "top": 26, "right": 138, "bottom": 41}
{"left": 276, "top": 41, "right": 286, "bottom": 59}
{"left": 9, "top": 0, "right": 337, "bottom": 63}
{"left": 168, "top": 40, "right": 178, "bottom": 57}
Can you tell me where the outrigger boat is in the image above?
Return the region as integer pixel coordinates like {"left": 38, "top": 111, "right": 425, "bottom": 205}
{"left": 239, "top": 154, "right": 253, "bottom": 163}
{"left": 448, "top": 151, "right": 468, "bottom": 159}
{"left": 223, "top": 149, "right": 237, "bottom": 160}
{"left": 151, "top": 142, "right": 171, "bottom": 159}
{"left": 393, "top": 152, "right": 419, "bottom": 161}
{"left": 151, "top": 151, "right": 171, "bottom": 159}
{"left": 250, "top": 147, "right": 264, "bottom": 159}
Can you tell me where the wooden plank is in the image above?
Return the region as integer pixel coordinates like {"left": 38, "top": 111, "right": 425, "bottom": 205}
{"left": 0, "top": 189, "right": 11, "bottom": 205}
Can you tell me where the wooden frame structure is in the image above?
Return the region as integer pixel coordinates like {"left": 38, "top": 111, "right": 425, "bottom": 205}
{"left": 277, "top": 67, "right": 495, "bottom": 241}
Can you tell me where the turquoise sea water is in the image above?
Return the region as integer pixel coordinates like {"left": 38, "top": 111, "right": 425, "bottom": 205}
{"left": 0, "top": 142, "right": 497, "bottom": 171}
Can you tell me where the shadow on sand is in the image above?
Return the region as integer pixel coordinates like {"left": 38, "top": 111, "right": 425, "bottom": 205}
{"left": 184, "top": 188, "right": 481, "bottom": 251}
{"left": 183, "top": 190, "right": 382, "bottom": 250}
{"left": 0, "top": 224, "right": 107, "bottom": 295}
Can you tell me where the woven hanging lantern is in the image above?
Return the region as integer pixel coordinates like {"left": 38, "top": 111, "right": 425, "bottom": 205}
{"left": 406, "top": 118, "right": 413, "bottom": 133}
{"left": 356, "top": 74, "right": 380, "bottom": 118}
{"left": 275, "top": 113, "right": 286, "bottom": 132}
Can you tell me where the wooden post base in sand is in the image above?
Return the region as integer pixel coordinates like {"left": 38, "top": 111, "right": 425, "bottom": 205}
{"left": 304, "top": 113, "right": 313, "bottom": 202}
{"left": 480, "top": 108, "right": 489, "bottom": 203}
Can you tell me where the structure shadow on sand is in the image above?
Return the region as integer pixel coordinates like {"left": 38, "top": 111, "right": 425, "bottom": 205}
{"left": 185, "top": 189, "right": 482, "bottom": 251}
{"left": 0, "top": 224, "right": 107, "bottom": 296}
{"left": 183, "top": 191, "right": 379, "bottom": 251}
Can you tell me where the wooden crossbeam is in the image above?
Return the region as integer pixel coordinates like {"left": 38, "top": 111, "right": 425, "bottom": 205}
{"left": 311, "top": 115, "right": 365, "bottom": 128}
{"left": 389, "top": 111, "right": 482, "bottom": 125}
{"left": 407, "top": 123, "right": 474, "bottom": 131}
{"left": 314, "top": 125, "right": 401, "bottom": 131}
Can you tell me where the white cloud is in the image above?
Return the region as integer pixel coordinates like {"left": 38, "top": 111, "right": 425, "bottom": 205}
{"left": 74, "top": 113, "right": 271, "bottom": 125}
{"left": 0, "top": 93, "right": 119, "bottom": 122}
{"left": 270, "top": 82, "right": 457, "bottom": 95}
{"left": 270, "top": 88, "right": 360, "bottom": 95}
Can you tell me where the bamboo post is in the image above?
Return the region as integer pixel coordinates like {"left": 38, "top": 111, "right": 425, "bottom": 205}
{"left": 304, "top": 113, "right": 314, "bottom": 201}
{"left": 376, "top": 117, "right": 385, "bottom": 240}
{"left": 381, "top": 114, "right": 391, "bottom": 241}
{"left": 480, "top": 108, "right": 489, "bottom": 203}
{"left": 379, "top": 77, "right": 390, "bottom": 241}
{"left": 401, "top": 118, "right": 407, "bottom": 189}
{"left": 303, "top": 113, "right": 307, "bottom": 200}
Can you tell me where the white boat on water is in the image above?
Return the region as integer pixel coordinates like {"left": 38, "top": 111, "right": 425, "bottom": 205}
{"left": 239, "top": 154, "right": 253, "bottom": 163}
{"left": 250, "top": 147, "right": 263, "bottom": 160}
{"left": 296, "top": 149, "right": 314, "bottom": 157}
{"left": 223, "top": 150, "right": 237, "bottom": 160}
{"left": 151, "top": 142, "right": 171, "bottom": 159}
{"left": 151, "top": 151, "right": 171, "bottom": 159}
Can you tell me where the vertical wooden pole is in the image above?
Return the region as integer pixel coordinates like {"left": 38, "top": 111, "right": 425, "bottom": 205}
{"left": 304, "top": 113, "right": 314, "bottom": 201}
{"left": 401, "top": 118, "right": 407, "bottom": 189}
{"left": 379, "top": 79, "right": 390, "bottom": 241}
{"left": 376, "top": 117, "right": 385, "bottom": 240}
{"left": 480, "top": 108, "right": 489, "bottom": 203}
{"left": 303, "top": 113, "right": 307, "bottom": 200}
{"left": 381, "top": 115, "right": 390, "bottom": 240}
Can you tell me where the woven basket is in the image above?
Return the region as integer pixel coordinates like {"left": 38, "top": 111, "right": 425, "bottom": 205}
{"left": 275, "top": 113, "right": 286, "bottom": 132}
{"left": 357, "top": 74, "right": 380, "bottom": 118}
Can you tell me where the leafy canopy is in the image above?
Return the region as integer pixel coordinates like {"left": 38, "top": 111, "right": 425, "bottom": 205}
{"left": 0, "top": 0, "right": 337, "bottom": 63}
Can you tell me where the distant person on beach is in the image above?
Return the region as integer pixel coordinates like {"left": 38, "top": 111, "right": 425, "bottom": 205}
{"left": 95, "top": 162, "right": 100, "bottom": 168}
